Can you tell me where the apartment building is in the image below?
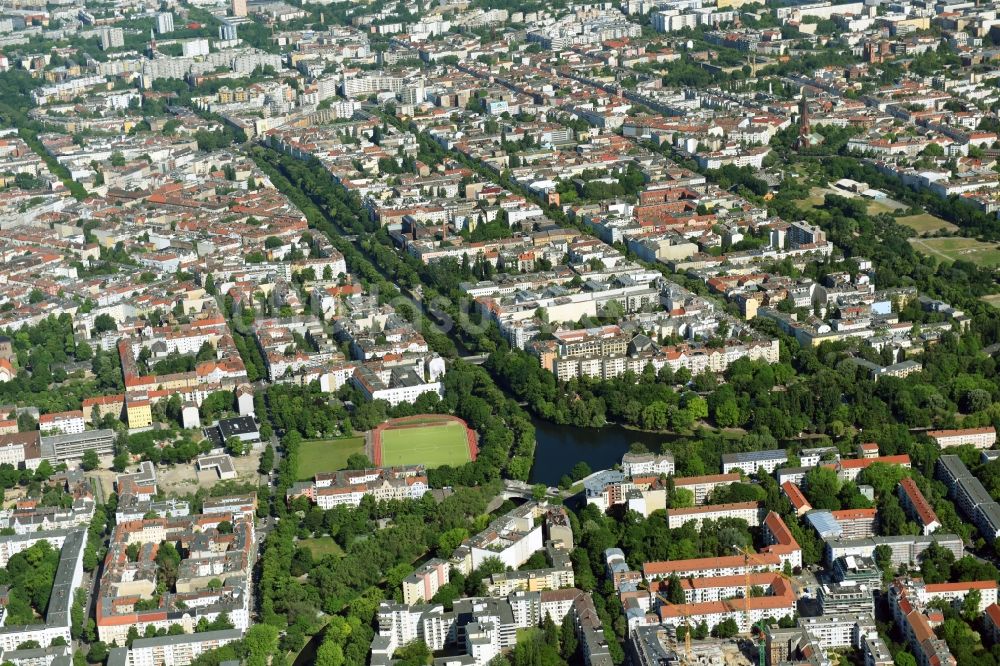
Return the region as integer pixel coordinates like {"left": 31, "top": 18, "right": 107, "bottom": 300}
{"left": 929, "top": 426, "right": 997, "bottom": 450}
{"left": 402, "top": 559, "right": 450, "bottom": 605}
{"left": 830, "top": 508, "right": 878, "bottom": 539}
{"left": 674, "top": 473, "right": 740, "bottom": 504}
{"left": 721, "top": 449, "right": 787, "bottom": 475}
{"left": 818, "top": 582, "right": 875, "bottom": 616}
{"left": 655, "top": 576, "right": 795, "bottom": 634}
{"left": 937, "top": 454, "right": 1000, "bottom": 541}
{"left": 643, "top": 552, "right": 782, "bottom": 582}
{"left": 825, "top": 534, "right": 963, "bottom": 567}
{"left": 620, "top": 452, "right": 675, "bottom": 477}
{"left": 666, "top": 501, "right": 762, "bottom": 529}
{"left": 287, "top": 466, "right": 429, "bottom": 509}
{"left": 95, "top": 514, "right": 255, "bottom": 645}
{"left": 832, "top": 454, "right": 911, "bottom": 482}
{"left": 371, "top": 590, "right": 609, "bottom": 666}
{"left": 106, "top": 629, "right": 243, "bottom": 666}
{"left": 38, "top": 410, "right": 85, "bottom": 435}
{"left": 761, "top": 511, "right": 803, "bottom": 569}
{"left": 898, "top": 478, "right": 940, "bottom": 535}
{"left": 449, "top": 503, "right": 570, "bottom": 575}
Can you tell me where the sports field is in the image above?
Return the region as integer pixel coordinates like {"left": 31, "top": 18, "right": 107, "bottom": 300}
{"left": 908, "top": 237, "right": 1000, "bottom": 267}
{"left": 380, "top": 422, "right": 471, "bottom": 467}
{"left": 296, "top": 436, "right": 365, "bottom": 480}
{"left": 371, "top": 415, "right": 477, "bottom": 468}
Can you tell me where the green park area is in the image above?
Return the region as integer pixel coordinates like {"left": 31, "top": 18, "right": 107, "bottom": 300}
{"left": 296, "top": 436, "right": 365, "bottom": 480}
{"left": 896, "top": 212, "right": 957, "bottom": 234}
{"left": 909, "top": 236, "right": 1000, "bottom": 267}
{"left": 297, "top": 536, "right": 344, "bottom": 559}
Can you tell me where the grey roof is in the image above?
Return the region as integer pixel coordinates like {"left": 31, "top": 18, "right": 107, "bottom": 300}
{"left": 629, "top": 625, "right": 676, "bottom": 665}
{"left": 127, "top": 628, "right": 244, "bottom": 649}
{"left": 584, "top": 470, "right": 625, "bottom": 496}
{"left": 721, "top": 449, "right": 787, "bottom": 463}
{"left": 975, "top": 502, "right": 1000, "bottom": 536}
{"left": 46, "top": 529, "right": 87, "bottom": 627}
{"left": 806, "top": 510, "right": 843, "bottom": 539}
{"left": 937, "top": 454, "right": 971, "bottom": 483}
{"left": 957, "top": 476, "right": 994, "bottom": 508}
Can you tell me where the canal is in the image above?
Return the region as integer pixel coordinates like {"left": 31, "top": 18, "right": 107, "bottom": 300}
{"left": 528, "top": 416, "right": 680, "bottom": 485}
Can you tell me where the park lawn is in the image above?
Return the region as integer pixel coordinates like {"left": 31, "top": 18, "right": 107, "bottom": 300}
{"left": 381, "top": 423, "right": 471, "bottom": 468}
{"left": 298, "top": 536, "right": 344, "bottom": 558}
{"left": 866, "top": 198, "right": 899, "bottom": 215}
{"left": 296, "top": 437, "right": 365, "bottom": 480}
{"left": 801, "top": 186, "right": 837, "bottom": 208}
{"left": 897, "top": 213, "right": 957, "bottom": 234}
{"left": 982, "top": 294, "right": 1000, "bottom": 309}
{"left": 908, "top": 237, "right": 1000, "bottom": 267}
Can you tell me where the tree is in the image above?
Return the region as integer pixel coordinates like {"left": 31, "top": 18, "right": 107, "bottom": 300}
{"left": 919, "top": 542, "right": 955, "bottom": 584}
{"left": 874, "top": 544, "right": 893, "bottom": 578}
{"left": 543, "top": 614, "right": 560, "bottom": 648}
{"left": 962, "top": 389, "right": 991, "bottom": 413}
{"left": 438, "top": 527, "right": 468, "bottom": 556}
{"left": 112, "top": 452, "right": 129, "bottom": 472}
{"left": 81, "top": 450, "right": 100, "bottom": 471}
{"left": 920, "top": 143, "right": 944, "bottom": 157}
{"left": 87, "top": 643, "right": 108, "bottom": 663}
{"left": 560, "top": 614, "right": 578, "bottom": 659}
{"left": 962, "top": 588, "right": 982, "bottom": 623}
{"left": 665, "top": 575, "right": 685, "bottom": 604}
{"left": 75, "top": 341, "right": 92, "bottom": 361}
{"left": 803, "top": 466, "right": 841, "bottom": 510}
{"left": 393, "top": 641, "right": 431, "bottom": 666}
{"left": 346, "top": 452, "right": 373, "bottom": 469}
{"left": 258, "top": 444, "right": 275, "bottom": 475}
{"left": 243, "top": 625, "right": 279, "bottom": 666}
{"left": 859, "top": 462, "right": 911, "bottom": 497}
{"left": 225, "top": 436, "right": 249, "bottom": 456}
{"left": 569, "top": 462, "right": 591, "bottom": 481}
{"left": 34, "top": 460, "right": 54, "bottom": 481}
{"left": 893, "top": 653, "right": 917, "bottom": 666}
{"left": 711, "top": 618, "right": 739, "bottom": 638}
{"left": 217, "top": 521, "right": 233, "bottom": 534}
{"left": 685, "top": 395, "right": 709, "bottom": 421}
{"left": 94, "top": 313, "right": 117, "bottom": 334}
{"left": 713, "top": 398, "right": 741, "bottom": 427}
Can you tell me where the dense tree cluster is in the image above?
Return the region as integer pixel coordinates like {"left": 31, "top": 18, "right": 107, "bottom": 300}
{"left": 266, "top": 383, "right": 350, "bottom": 439}
{"left": 116, "top": 429, "right": 211, "bottom": 467}
{"left": 0, "top": 315, "right": 116, "bottom": 412}
{"left": 0, "top": 540, "right": 60, "bottom": 625}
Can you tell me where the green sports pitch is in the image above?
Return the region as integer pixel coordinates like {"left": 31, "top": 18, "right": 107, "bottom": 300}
{"left": 379, "top": 422, "right": 472, "bottom": 468}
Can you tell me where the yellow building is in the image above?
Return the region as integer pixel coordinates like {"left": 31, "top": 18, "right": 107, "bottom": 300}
{"left": 126, "top": 395, "right": 153, "bottom": 429}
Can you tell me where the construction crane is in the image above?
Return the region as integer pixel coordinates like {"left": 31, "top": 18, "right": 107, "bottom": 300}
{"left": 653, "top": 590, "right": 693, "bottom": 664}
